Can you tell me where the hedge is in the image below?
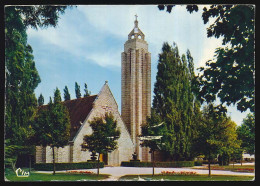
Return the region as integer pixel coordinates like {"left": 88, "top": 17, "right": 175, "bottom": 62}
{"left": 194, "top": 161, "right": 203, "bottom": 166}
{"left": 121, "top": 161, "right": 194, "bottom": 167}
{"left": 34, "top": 162, "right": 104, "bottom": 171}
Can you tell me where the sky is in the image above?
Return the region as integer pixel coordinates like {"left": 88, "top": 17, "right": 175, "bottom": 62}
{"left": 26, "top": 5, "right": 251, "bottom": 126}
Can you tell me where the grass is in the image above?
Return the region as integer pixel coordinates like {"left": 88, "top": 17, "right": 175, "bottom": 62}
{"left": 119, "top": 174, "right": 255, "bottom": 181}
{"left": 5, "top": 168, "right": 110, "bottom": 181}
{"left": 192, "top": 164, "right": 255, "bottom": 173}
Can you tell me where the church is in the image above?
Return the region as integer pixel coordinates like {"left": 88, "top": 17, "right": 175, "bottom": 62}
{"left": 35, "top": 16, "right": 152, "bottom": 166}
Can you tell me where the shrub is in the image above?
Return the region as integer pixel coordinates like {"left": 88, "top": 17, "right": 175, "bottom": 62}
{"left": 66, "top": 170, "right": 94, "bottom": 174}
{"left": 34, "top": 162, "right": 104, "bottom": 171}
{"left": 194, "top": 161, "right": 203, "bottom": 166}
{"left": 161, "top": 171, "right": 197, "bottom": 175}
{"left": 121, "top": 161, "right": 194, "bottom": 167}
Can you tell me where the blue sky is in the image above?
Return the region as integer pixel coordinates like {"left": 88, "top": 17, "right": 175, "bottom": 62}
{"left": 26, "top": 5, "right": 250, "bottom": 125}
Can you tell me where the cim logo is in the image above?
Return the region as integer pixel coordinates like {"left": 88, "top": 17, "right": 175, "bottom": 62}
{"left": 15, "top": 168, "right": 30, "bottom": 177}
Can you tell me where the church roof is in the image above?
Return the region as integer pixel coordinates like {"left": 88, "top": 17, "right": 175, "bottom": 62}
{"left": 63, "top": 95, "right": 98, "bottom": 140}
{"left": 38, "top": 95, "right": 98, "bottom": 140}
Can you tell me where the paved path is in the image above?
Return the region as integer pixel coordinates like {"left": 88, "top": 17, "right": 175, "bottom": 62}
{"left": 36, "top": 164, "right": 255, "bottom": 181}
{"left": 93, "top": 167, "right": 254, "bottom": 181}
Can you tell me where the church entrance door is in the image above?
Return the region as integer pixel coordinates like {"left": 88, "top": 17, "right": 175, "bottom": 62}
{"left": 100, "top": 154, "right": 108, "bottom": 165}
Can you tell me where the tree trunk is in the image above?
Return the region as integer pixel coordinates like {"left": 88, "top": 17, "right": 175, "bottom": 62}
{"left": 29, "top": 155, "right": 31, "bottom": 173}
{"left": 241, "top": 153, "right": 243, "bottom": 166}
{"left": 97, "top": 153, "right": 100, "bottom": 176}
{"left": 152, "top": 150, "right": 155, "bottom": 177}
{"left": 52, "top": 147, "right": 56, "bottom": 175}
{"left": 208, "top": 151, "right": 211, "bottom": 177}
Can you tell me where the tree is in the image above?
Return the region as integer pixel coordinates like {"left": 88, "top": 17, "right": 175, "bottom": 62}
{"left": 140, "top": 109, "right": 165, "bottom": 176}
{"left": 152, "top": 42, "right": 198, "bottom": 161}
{"left": 81, "top": 113, "right": 120, "bottom": 175}
{"left": 38, "top": 93, "right": 44, "bottom": 106}
{"left": 63, "top": 85, "right": 71, "bottom": 101}
{"left": 75, "top": 82, "right": 81, "bottom": 99}
{"left": 217, "top": 119, "right": 240, "bottom": 166}
{"left": 7, "top": 5, "right": 69, "bottom": 30}
{"left": 158, "top": 5, "right": 255, "bottom": 113}
{"left": 83, "top": 83, "right": 91, "bottom": 97}
{"left": 237, "top": 113, "right": 255, "bottom": 155}
{"left": 5, "top": 5, "right": 70, "bottom": 170}
{"left": 33, "top": 88, "right": 71, "bottom": 175}
{"left": 194, "top": 103, "right": 239, "bottom": 176}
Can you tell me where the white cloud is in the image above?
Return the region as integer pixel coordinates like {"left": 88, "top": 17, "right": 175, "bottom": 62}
{"left": 27, "top": 5, "right": 224, "bottom": 70}
{"left": 86, "top": 51, "right": 120, "bottom": 67}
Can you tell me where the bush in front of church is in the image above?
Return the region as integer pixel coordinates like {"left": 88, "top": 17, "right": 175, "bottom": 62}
{"left": 34, "top": 162, "right": 104, "bottom": 171}
{"left": 121, "top": 161, "right": 194, "bottom": 167}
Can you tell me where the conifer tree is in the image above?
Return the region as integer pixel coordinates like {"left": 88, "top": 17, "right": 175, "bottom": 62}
{"left": 152, "top": 42, "right": 199, "bottom": 160}
{"left": 38, "top": 94, "right": 44, "bottom": 106}
{"left": 63, "top": 85, "right": 71, "bottom": 101}
{"left": 5, "top": 5, "right": 70, "bottom": 170}
{"left": 75, "top": 82, "right": 81, "bottom": 99}
{"left": 84, "top": 83, "right": 91, "bottom": 97}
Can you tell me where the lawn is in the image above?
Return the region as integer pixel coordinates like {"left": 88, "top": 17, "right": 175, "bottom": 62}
{"left": 5, "top": 168, "right": 109, "bottom": 181}
{"left": 119, "top": 174, "right": 254, "bottom": 181}
{"left": 192, "top": 164, "right": 255, "bottom": 173}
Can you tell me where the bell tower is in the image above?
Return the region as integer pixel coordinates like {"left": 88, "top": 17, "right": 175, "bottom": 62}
{"left": 121, "top": 15, "right": 151, "bottom": 161}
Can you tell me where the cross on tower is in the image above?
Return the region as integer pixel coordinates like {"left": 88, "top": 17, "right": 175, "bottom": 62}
{"left": 135, "top": 14, "right": 138, "bottom": 21}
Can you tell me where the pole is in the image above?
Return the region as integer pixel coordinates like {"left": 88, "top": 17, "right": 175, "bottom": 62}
{"left": 29, "top": 155, "right": 31, "bottom": 173}
{"left": 97, "top": 153, "right": 100, "bottom": 176}
{"left": 208, "top": 150, "right": 211, "bottom": 177}
{"left": 152, "top": 150, "right": 155, "bottom": 177}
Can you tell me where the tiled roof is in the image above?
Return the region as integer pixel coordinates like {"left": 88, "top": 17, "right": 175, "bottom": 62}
{"left": 38, "top": 95, "right": 98, "bottom": 141}
{"left": 64, "top": 95, "right": 97, "bottom": 140}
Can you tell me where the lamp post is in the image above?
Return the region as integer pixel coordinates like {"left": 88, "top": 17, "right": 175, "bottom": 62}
{"left": 139, "top": 136, "right": 162, "bottom": 176}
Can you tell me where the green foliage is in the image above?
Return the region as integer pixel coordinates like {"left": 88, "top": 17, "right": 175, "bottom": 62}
{"left": 82, "top": 113, "right": 120, "bottom": 154}
{"left": 237, "top": 113, "right": 255, "bottom": 155}
{"left": 84, "top": 83, "right": 91, "bottom": 97}
{"left": 75, "top": 82, "right": 81, "bottom": 99}
{"left": 81, "top": 113, "right": 120, "bottom": 175}
{"left": 158, "top": 5, "right": 255, "bottom": 112}
{"left": 38, "top": 94, "right": 44, "bottom": 106}
{"left": 194, "top": 103, "right": 240, "bottom": 165}
{"left": 5, "top": 5, "right": 70, "bottom": 171}
{"left": 34, "top": 162, "right": 104, "bottom": 171}
{"left": 121, "top": 161, "right": 194, "bottom": 167}
{"left": 9, "top": 5, "right": 69, "bottom": 30}
{"left": 33, "top": 88, "right": 71, "bottom": 148}
{"left": 140, "top": 109, "right": 165, "bottom": 151}
{"left": 5, "top": 6, "right": 40, "bottom": 146}
{"left": 63, "top": 85, "right": 71, "bottom": 101}
{"left": 152, "top": 42, "right": 200, "bottom": 161}
{"left": 33, "top": 88, "right": 70, "bottom": 175}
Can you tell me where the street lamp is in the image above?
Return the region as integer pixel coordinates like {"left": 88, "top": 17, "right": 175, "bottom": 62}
{"left": 139, "top": 135, "right": 162, "bottom": 177}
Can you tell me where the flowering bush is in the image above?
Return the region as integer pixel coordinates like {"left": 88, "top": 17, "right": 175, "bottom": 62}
{"left": 233, "top": 168, "right": 254, "bottom": 172}
{"left": 207, "top": 166, "right": 225, "bottom": 170}
{"left": 161, "top": 171, "right": 197, "bottom": 176}
{"left": 66, "top": 170, "right": 94, "bottom": 174}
